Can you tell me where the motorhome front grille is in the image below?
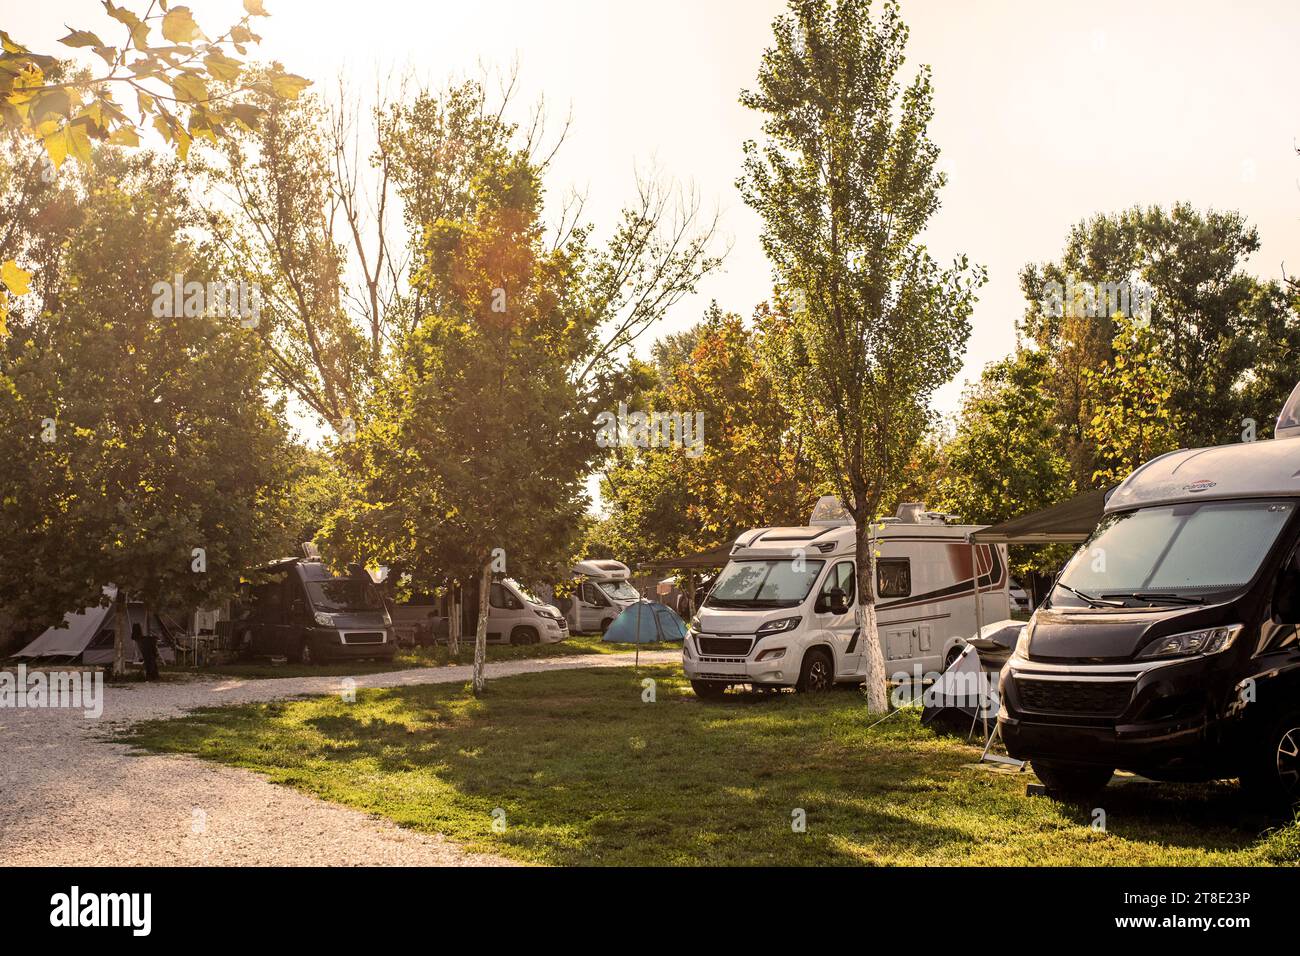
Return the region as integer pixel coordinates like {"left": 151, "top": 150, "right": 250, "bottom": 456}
{"left": 697, "top": 636, "right": 753, "bottom": 657}
{"left": 341, "top": 631, "right": 385, "bottom": 645}
{"left": 1014, "top": 676, "right": 1133, "bottom": 716}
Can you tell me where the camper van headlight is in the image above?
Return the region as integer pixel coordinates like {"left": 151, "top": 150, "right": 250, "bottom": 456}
{"left": 756, "top": 616, "right": 802, "bottom": 638}
{"left": 313, "top": 611, "right": 336, "bottom": 627}
{"left": 1137, "top": 625, "right": 1243, "bottom": 660}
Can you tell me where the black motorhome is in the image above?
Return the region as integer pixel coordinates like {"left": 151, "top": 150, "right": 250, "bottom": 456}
{"left": 999, "top": 434, "right": 1300, "bottom": 807}
{"left": 232, "top": 557, "right": 396, "bottom": 664}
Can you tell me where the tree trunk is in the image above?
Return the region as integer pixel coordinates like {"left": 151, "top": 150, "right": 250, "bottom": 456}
{"left": 140, "top": 599, "right": 160, "bottom": 681}
{"left": 447, "top": 582, "right": 460, "bottom": 656}
{"left": 856, "top": 520, "right": 889, "bottom": 713}
{"left": 472, "top": 562, "right": 490, "bottom": 697}
{"left": 112, "top": 589, "right": 128, "bottom": 680}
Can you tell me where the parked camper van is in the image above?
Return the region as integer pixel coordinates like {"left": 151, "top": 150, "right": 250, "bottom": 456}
{"left": 233, "top": 557, "right": 395, "bottom": 664}
{"left": 484, "top": 577, "right": 569, "bottom": 644}
{"left": 565, "top": 560, "right": 639, "bottom": 633}
{"left": 1000, "top": 434, "right": 1300, "bottom": 806}
{"left": 682, "top": 498, "right": 1009, "bottom": 697}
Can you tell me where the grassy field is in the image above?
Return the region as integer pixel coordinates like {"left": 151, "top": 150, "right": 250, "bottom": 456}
{"left": 122, "top": 664, "right": 1300, "bottom": 866}
{"left": 164, "top": 633, "right": 667, "bottom": 680}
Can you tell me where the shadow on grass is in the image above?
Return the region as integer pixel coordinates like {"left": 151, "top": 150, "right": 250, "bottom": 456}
{"left": 120, "top": 665, "right": 1295, "bottom": 866}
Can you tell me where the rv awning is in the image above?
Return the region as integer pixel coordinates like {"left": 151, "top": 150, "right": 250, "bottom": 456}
{"left": 637, "top": 545, "right": 734, "bottom": 571}
{"left": 968, "top": 490, "right": 1107, "bottom": 545}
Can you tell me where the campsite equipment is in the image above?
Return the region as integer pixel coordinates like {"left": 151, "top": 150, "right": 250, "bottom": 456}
{"left": 920, "top": 644, "right": 996, "bottom": 737}
{"left": 603, "top": 600, "right": 687, "bottom": 644}
{"left": 1001, "top": 407, "right": 1300, "bottom": 805}
{"left": 683, "top": 497, "right": 1010, "bottom": 698}
{"left": 13, "top": 602, "right": 178, "bottom": 666}
{"left": 964, "top": 619, "right": 1025, "bottom": 671}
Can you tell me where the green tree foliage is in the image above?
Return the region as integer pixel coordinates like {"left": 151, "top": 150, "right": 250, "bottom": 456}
{"left": 1020, "top": 203, "right": 1294, "bottom": 474}
{"left": 0, "top": 1, "right": 307, "bottom": 168}
{"left": 919, "top": 351, "right": 1074, "bottom": 579}
{"left": 596, "top": 304, "right": 823, "bottom": 565}
{"left": 0, "top": 149, "right": 294, "bottom": 661}
{"left": 739, "top": 0, "right": 984, "bottom": 710}
{"left": 933, "top": 351, "right": 1074, "bottom": 525}
{"left": 1083, "top": 315, "right": 1182, "bottom": 487}
{"left": 322, "top": 153, "right": 605, "bottom": 694}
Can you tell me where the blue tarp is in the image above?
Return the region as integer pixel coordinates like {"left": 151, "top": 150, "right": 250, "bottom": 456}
{"left": 602, "top": 601, "right": 687, "bottom": 643}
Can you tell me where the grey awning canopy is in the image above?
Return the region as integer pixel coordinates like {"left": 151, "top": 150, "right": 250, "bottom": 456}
{"left": 637, "top": 545, "right": 734, "bottom": 571}
{"left": 968, "top": 489, "right": 1107, "bottom": 545}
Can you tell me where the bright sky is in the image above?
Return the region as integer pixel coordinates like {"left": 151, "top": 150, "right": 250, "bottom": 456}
{"left": 11, "top": 0, "right": 1300, "bottom": 420}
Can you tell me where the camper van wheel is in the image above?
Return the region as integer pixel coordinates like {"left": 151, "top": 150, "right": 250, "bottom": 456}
{"left": 600, "top": 618, "right": 614, "bottom": 634}
{"left": 510, "top": 626, "right": 539, "bottom": 646}
{"left": 1031, "top": 760, "right": 1113, "bottom": 800}
{"left": 944, "top": 646, "right": 964, "bottom": 670}
{"left": 1240, "top": 709, "right": 1300, "bottom": 810}
{"left": 691, "top": 679, "right": 728, "bottom": 700}
{"left": 795, "top": 649, "right": 834, "bottom": 693}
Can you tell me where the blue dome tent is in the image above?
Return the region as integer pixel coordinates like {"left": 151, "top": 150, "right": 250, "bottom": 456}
{"left": 602, "top": 600, "right": 687, "bottom": 644}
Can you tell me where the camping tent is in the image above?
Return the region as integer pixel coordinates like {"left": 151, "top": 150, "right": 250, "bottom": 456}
{"left": 13, "top": 603, "right": 177, "bottom": 665}
{"left": 602, "top": 600, "right": 687, "bottom": 644}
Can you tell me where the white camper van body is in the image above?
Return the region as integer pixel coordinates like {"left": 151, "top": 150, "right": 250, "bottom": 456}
{"left": 682, "top": 501, "right": 1009, "bottom": 693}
{"left": 485, "top": 578, "right": 569, "bottom": 645}
{"left": 566, "top": 560, "right": 639, "bottom": 633}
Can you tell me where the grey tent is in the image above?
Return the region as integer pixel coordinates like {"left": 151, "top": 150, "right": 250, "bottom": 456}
{"left": 13, "top": 603, "right": 177, "bottom": 666}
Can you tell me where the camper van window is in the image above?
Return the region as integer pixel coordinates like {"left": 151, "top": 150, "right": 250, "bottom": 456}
{"left": 876, "top": 559, "right": 911, "bottom": 598}
{"left": 306, "top": 578, "right": 383, "bottom": 612}
{"left": 819, "top": 562, "right": 857, "bottom": 604}
{"left": 506, "top": 578, "right": 543, "bottom": 604}
{"left": 598, "top": 580, "right": 639, "bottom": 602}
{"left": 707, "top": 558, "right": 826, "bottom": 609}
{"left": 489, "top": 583, "right": 523, "bottom": 610}
{"left": 1053, "top": 500, "right": 1295, "bottom": 607}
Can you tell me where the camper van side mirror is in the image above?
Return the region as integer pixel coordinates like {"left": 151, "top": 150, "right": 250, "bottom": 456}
{"left": 828, "top": 587, "right": 850, "bottom": 615}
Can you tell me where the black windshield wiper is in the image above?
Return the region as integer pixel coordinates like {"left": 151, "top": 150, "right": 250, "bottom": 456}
{"left": 1055, "top": 582, "right": 1125, "bottom": 608}
{"left": 1103, "top": 591, "right": 1206, "bottom": 606}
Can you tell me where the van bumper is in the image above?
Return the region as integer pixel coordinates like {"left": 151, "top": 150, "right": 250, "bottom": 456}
{"left": 999, "top": 711, "right": 1214, "bottom": 771}
{"left": 309, "top": 627, "right": 396, "bottom": 662}
{"left": 997, "top": 655, "right": 1233, "bottom": 774}
{"left": 681, "top": 637, "right": 790, "bottom": 685}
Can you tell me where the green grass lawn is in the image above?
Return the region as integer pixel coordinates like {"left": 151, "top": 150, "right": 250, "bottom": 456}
{"left": 121, "top": 664, "right": 1300, "bottom": 866}
{"left": 166, "top": 633, "right": 668, "bottom": 680}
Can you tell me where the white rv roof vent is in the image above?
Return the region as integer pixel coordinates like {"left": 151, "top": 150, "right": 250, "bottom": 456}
{"left": 895, "top": 502, "right": 925, "bottom": 523}
{"left": 809, "top": 496, "right": 853, "bottom": 526}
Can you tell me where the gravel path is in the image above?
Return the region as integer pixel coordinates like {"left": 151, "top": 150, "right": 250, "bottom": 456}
{"left": 0, "top": 650, "right": 679, "bottom": 866}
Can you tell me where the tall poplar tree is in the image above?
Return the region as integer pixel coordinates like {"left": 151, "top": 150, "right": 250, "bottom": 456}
{"left": 740, "top": 0, "right": 984, "bottom": 710}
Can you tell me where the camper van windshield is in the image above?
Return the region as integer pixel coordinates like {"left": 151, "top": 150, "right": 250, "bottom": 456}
{"left": 706, "top": 558, "right": 825, "bottom": 609}
{"left": 598, "top": 580, "right": 639, "bottom": 602}
{"left": 306, "top": 579, "right": 383, "bottom": 612}
{"left": 1052, "top": 499, "right": 1294, "bottom": 607}
{"left": 506, "top": 578, "right": 543, "bottom": 604}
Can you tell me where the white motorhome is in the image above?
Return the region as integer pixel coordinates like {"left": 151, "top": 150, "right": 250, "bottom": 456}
{"left": 565, "top": 560, "right": 640, "bottom": 633}
{"left": 682, "top": 498, "right": 1009, "bottom": 696}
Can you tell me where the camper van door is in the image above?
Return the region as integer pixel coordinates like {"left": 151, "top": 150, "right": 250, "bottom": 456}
{"left": 575, "top": 582, "right": 610, "bottom": 632}
{"left": 813, "top": 561, "right": 862, "bottom": 676}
